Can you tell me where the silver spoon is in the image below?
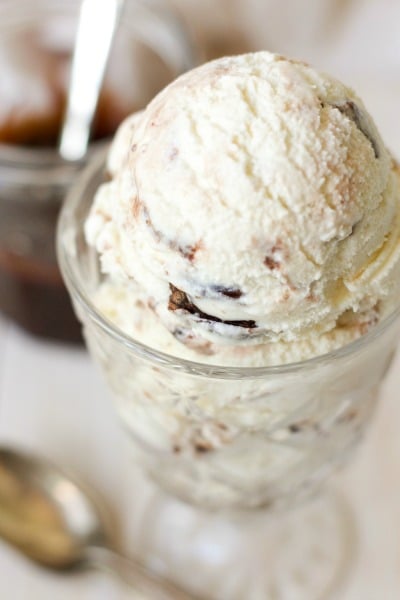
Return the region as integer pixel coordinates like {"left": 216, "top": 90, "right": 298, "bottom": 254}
{"left": 59, "top": 0, "right": 125, "bottom": 161}
{"left": 0, "top": 447, "right": 200, "bottom": 600}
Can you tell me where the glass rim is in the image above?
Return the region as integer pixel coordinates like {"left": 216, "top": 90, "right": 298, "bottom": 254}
{"left": 57, "top": 148, "right": 400, "bottom": 379}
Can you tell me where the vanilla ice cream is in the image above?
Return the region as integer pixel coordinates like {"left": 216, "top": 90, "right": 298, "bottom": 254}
{"left": 86, "top": 51, "right": 400, "bottom": 366}
{"left": 68, "top": 52, "right": 400, "bottom": 509}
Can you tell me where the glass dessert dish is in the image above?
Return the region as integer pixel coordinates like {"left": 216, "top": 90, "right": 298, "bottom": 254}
{"left": 58, "top": 150, "right": 400, "bottom": 599}
{"left": 0, "top": 0, "right": 194, "bottom": 342}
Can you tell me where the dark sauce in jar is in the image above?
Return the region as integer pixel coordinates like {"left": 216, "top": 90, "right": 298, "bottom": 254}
{"left": 0, "top": 40, "right": 134, "bottom": 343}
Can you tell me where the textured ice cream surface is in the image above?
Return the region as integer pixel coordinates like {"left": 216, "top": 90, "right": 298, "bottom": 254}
{"left": 86, "top": 51, "right": 400, "bottom": 365}
{"left": 79, "top": 51, "right": 400, "bottom": 508}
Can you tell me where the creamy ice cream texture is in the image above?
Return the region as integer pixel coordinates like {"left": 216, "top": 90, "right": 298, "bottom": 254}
{"left": 86, "top": 51, "right": 400, "bottom": 366}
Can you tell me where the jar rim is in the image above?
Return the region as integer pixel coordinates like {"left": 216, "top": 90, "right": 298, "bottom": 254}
{"left": 57, "top": 149, "right": 400, "bottom": 380}
{"left": 0, "top": 140, "right": 107, "bottom": 188}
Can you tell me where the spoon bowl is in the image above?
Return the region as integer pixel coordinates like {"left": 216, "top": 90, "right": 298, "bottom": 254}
{"left": 0, "top": 448, "right": 107, "bottom": 568}
{"left": 0, "top": 447, "right": 199, "bottom": 599}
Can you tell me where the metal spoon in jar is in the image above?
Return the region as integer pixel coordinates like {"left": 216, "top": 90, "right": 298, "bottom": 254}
{"left": 0, "top": 447, "right": 200, "bottom": 600}
{"left": 59, "top": 0, "right": 125, "bottom": 161}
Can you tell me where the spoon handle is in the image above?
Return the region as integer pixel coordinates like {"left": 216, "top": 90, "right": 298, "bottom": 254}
{"left": 87, "top": 545, "right": 202, "bottom": 600}
{"left": 59, "top": 0, "right": 125, "bottom": 161}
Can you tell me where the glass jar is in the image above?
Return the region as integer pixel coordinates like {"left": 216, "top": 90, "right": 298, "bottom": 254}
{"left": 0, "top": 0, "right": 194, "bottom": 342}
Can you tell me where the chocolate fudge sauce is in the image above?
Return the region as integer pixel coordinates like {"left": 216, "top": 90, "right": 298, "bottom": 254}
{"left": 0, "top": 42, "right": 133, "bottom": 342}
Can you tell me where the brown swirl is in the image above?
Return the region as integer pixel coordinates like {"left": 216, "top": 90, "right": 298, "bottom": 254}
{"left": 168, "top": 284, "right": 256, "bottom": 329}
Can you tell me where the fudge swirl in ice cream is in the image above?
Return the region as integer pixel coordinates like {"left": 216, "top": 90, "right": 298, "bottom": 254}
{"left": 86, "top": 51, "right": 400, "bottom": 366}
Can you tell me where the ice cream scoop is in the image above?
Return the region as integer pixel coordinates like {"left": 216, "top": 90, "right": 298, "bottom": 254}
{"left": 86, "top": 51, "right": 400, "bottom": 364}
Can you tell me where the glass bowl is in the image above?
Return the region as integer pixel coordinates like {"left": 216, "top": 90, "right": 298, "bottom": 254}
{"left": 57, "top": 149, "right": 400, "bottom": 598}
{"left": 57, "top": 149, "right": 400, "bottom": 509}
